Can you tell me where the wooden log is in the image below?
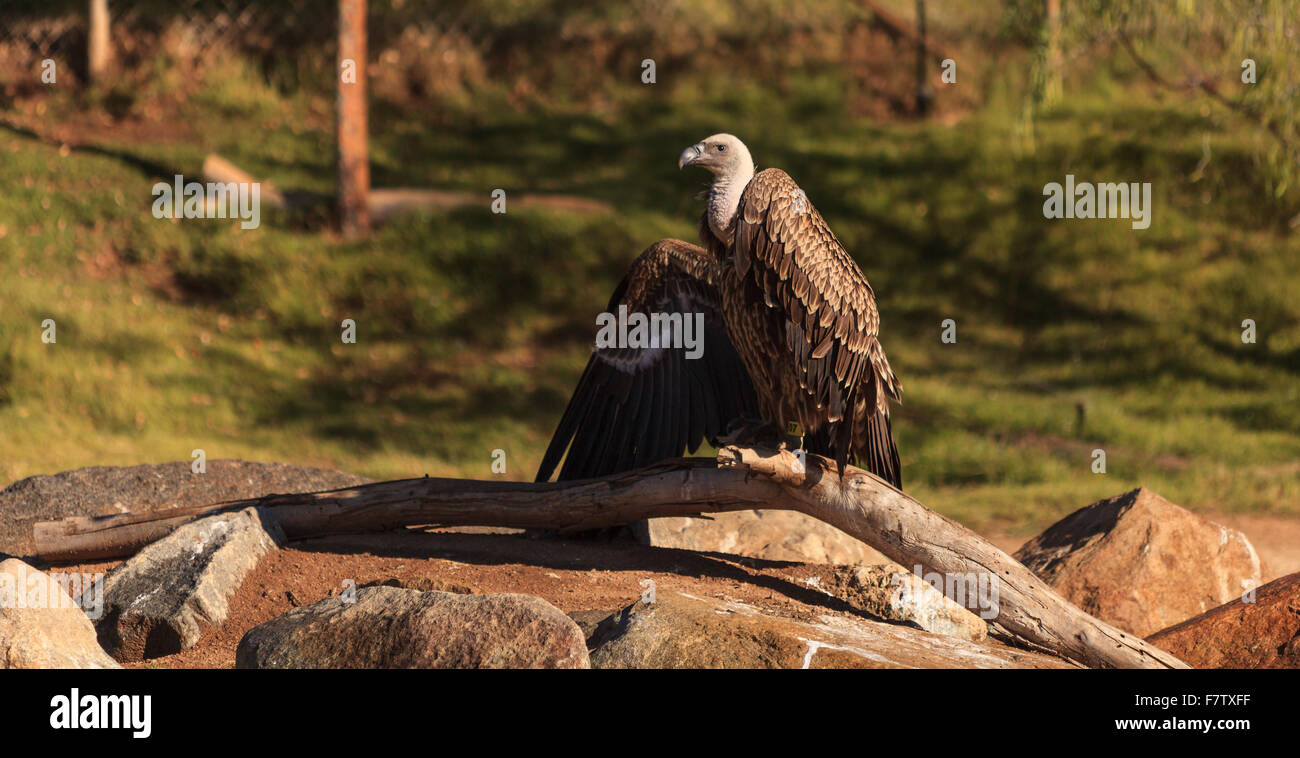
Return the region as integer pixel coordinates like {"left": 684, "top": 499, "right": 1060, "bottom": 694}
{"left": 32, "top": 458, "right": 774, "bottom": 563}
{"left": 201, "top": 154, "right": 288, "bottom": 209}
{"left": 31, "top": 448, "right": 1187, "bottom": 669}
{"left": 368, "top": 188, "right": 611, "bottom": 224}
{"left": 197, "top": 160, "right": 609, "bottom": 221}
{"left": 187, "top": 158, "right": 610, "bottom": 225}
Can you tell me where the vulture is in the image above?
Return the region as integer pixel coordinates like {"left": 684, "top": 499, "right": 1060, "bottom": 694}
{"left": 536, "top": 133, "right": 902, "bottom": 487}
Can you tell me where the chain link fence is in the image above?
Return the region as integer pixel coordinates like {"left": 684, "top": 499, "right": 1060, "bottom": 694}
{"left": 0, "top": 0, "right": 510, "bottom": 89}
{"left": 2, "top": 2, "right": 906, "bottom": 93}
{"left": 2, "top": 0, "right": 965, "bottom": 127}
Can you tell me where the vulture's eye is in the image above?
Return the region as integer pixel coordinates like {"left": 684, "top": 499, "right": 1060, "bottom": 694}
{"left": 716, "top": 144, "right": 727, "bottom": 152}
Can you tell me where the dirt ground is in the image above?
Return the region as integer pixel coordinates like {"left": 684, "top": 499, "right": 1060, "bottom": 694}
{"left": 68, "top": 529, "right": 898, "bottom": 669}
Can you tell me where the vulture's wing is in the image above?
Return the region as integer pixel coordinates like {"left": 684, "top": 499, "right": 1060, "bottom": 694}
{"left": 536, "top": 238, "right": 759, "bottom": 482}
{"left": 733, "top": 168, "right": 902, "bottom": 486}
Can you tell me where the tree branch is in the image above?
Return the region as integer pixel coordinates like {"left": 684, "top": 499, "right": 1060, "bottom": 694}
{"left": 1117, "top": 32, "right": 1292, "bottom": 151}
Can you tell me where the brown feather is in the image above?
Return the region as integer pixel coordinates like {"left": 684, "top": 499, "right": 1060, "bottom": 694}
{"left": 711, "top": 168, "right": 902, "bottom": 487}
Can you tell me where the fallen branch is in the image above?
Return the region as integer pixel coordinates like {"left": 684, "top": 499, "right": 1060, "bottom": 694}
{"left": 368, "top": 188, "right": 611, "bottom": 224}
{"left": 32, "top": 447, "right": 1187, "bottom": 669}
{"left": 201, "top": 156, "right": 612, "bottom": 224}
{"left": 202, "top": 154, "right": 288, "bottom": 209}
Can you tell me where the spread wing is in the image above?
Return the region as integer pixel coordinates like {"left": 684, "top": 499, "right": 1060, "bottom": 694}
{"left": 536, "top": 239, "right": 759, "bottom": 482}
{"left": 733, "top": 168, "right": 902, "bottom": 485}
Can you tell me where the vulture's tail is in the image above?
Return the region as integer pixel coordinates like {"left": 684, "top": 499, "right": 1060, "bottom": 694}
{"left": 861, "top": 412, "right": 902, "bottom": 490}
{"left": 806, "top": 413, "right": 902, "bottom": 489}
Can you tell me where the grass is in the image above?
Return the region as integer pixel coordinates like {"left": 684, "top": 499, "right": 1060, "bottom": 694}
{"left": 1, "top": 23, "right": 1297, "bottom": 537}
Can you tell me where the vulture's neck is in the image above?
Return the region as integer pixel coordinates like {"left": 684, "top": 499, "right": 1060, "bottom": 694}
{"left": 707, "top": 163, "right": 755, "bottom": 244}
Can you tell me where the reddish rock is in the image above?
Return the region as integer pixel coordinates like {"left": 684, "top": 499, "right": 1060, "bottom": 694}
{"left": 1148, "top": 572, "right": 1300, "bottom": 668}
{"left": 1015, "top": 487, "right": 1267, "bottom": 636}
{"left": 1, "top": 559, "right": 120, "bottom": 669}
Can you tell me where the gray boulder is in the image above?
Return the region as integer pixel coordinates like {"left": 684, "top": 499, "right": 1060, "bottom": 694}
{"left": 237, "top": 586, "right": 590, "bottom": 669}
{"left": 640, "top": 510, "right": 890, "bottom": 565}
{"left": 97, "top": 507, "right": 285, "bottom": 661}
{"left": 821, "top": 563, "right": 990, "bottom": 642}
{"left": 587, "top": 590, "right": 1070, "bottom": 669}
{"left": 0, "top": 459, "right": 370, "bottom": 557}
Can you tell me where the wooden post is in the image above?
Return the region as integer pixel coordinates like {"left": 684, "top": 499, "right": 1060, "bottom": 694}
{"left": 88, "top": 0, "right": 112, "bottom": 83}
{"left": 337, "top": 0, "right": 370, "bottom": 237}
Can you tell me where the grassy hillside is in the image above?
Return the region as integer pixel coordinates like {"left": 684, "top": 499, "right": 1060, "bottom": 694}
{"left": 1, "top": 3, "right": 1297, "bottom": 534}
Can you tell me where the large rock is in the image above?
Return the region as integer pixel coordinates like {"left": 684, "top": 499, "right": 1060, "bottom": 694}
{"left": 1015, "top": 487, "right": 1268, "bottom": 636}
{"left": 1148, "top": 572, "right": 1300, "bottom": 669}
{"left": 820, "top": 564, "right": 989, "bottom": 642}
{"left": 640, "top": 510, "right": 889, "bottom": 564}
{"left": 0, "top": 460, "right": 371, "bottom": 557}
{"left": 0, "top": 558, "right": 120, "bottom": 668}
{"left": 97, "top": 507, "right": 285, "bottom": 661}
{"left": 587, "top": 590, "right": 1070, "bottom": 669}
{"left": 236, "top": 586, "right": 590, "bottom": 669}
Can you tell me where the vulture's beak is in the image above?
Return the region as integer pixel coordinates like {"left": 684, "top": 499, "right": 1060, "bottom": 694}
{"left": 678, "top": 143, "right": 703, "bottom": 169}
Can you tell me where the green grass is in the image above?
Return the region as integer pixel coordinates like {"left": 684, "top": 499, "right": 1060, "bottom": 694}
{"left": 1, "top": 33, "right": 1297, "bottom": 537}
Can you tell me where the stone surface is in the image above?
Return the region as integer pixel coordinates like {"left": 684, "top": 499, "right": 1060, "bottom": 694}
{"left": 97, "top": 506, "right": 285, "bottom": 661}
{"left": 1014, "top": 487, "right": 1267, "bottom": 637}
{"left": 0, "top": 459, "right": 371, "bottom": 557}
{"left": 586, "top": 590, "right": 1070, "bottom": 669}
{"left": 567, "top": 608, "right": 618, "bottom": 642}
{"left": 360, "top": 575, "right": 481, "bottom": 595}
{"left": 818, "top": 563, "right": 989, "bottom": 642}
{"left": 1148, "top": 571, "right": 1300, "bottom": 669}
{"left": 0, "top": 558, "right": 120, "bottom": 669}
{"left": 640, "top": 509, "right": 889, "bottom": 565}
{"left": 236, "top": 585, "right": 590, "bottom": 669}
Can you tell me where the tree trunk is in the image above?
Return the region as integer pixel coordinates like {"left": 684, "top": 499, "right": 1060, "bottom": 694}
{"left": 32, "top": 446, "right": 1187, "bottom": 670}
{"left": 87, "top": 0, "right": 112, "bottom": 83}
{"left": 337, "top": 0, "right": 370, "bottom": 237}
{"left": 1044, "top": 0, "right": 1063, "bottom": 104}
{"left": 914, "top": 0, "right": 932, "bottom": 115}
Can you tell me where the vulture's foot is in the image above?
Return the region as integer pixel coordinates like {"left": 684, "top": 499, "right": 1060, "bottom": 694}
{"left": 717, "top": 418, "right": 791, "bottom": 450}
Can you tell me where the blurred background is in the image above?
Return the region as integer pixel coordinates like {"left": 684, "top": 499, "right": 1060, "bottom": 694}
{"left": 0, "top": 0, "right": 1296, "bottom": 539}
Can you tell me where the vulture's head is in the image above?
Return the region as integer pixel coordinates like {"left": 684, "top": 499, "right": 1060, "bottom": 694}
{"left": 678, "top": 133, "right": 753, "bottom": 180}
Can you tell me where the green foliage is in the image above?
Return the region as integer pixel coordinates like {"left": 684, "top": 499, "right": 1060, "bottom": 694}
{"left": 1014, "top": 0, "right": 1300, "bottom": 196}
